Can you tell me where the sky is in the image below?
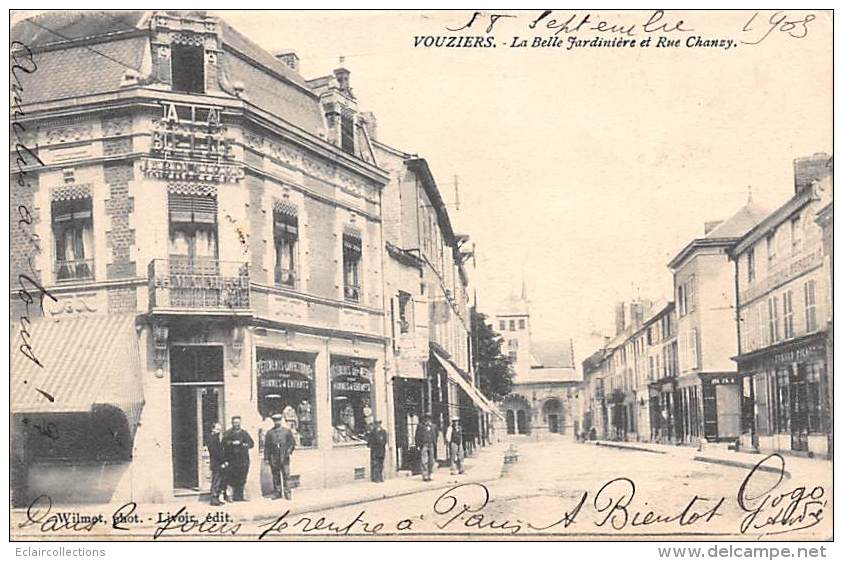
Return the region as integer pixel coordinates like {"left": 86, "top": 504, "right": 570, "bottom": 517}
{"left": 220, "top": 10, "right": 831, "bottom": 364}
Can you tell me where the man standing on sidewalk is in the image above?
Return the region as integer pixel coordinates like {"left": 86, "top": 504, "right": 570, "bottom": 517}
{"left": 207, "top": 422, "right": 227, "bottom": 506}
{"left": 222, "top": 416, "right": 254, "bottom": 501}
{"left": 415, "top": 414, "right": 438, "bottom": 482}
{"left": 367, "top": 419, "right": 388, "bottom": 483}
{"left": 264, "top": 413, "right": 296, "bottom": 500}
{"left": 445, "top": 418, "right": 465, "bottom": 475}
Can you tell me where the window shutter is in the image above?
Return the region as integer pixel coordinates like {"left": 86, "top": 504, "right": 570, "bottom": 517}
{"left": 273, "top": 202, "right": 299, "bottom": 238}
{"left": 168, "top": 193, "right": 217, "bottom": 224}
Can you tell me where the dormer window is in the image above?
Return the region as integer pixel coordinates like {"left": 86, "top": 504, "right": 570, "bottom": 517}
{"left": 171, "top": 43, "right": 205, "bottom": 94}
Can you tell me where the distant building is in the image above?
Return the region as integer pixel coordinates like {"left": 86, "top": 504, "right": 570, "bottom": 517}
{"left": 493, "top": 289, "right": 581, "bottom": 437}
{"left": 731, "top": 154, "right": 833, "bottom": 456}
{"left": 667, "top": 199, "right": 768, "bottom": 444}
{"left": 643, "top": 302, "right": 679, "bottom": 443}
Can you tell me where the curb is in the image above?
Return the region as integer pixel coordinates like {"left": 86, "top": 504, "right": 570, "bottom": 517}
{"left": 592, "top": 441, "right": 667, "bottom": 455}
{"left": 244, "top": 451, "right": 506, "bottom": 521}
{"left": 692, "top": 455, "right": 792, "bottom": 479}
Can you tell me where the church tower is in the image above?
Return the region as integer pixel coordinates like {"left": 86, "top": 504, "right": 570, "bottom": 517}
{"left": 493, "top": 281, "right": 532, "bottom": 382}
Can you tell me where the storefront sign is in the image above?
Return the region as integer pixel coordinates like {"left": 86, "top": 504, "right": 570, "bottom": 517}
{"left": 739, "top": 338, "right": 826, "bottom": 373}
{"left": 706, "top": 375, "right": 738, "bottom": 386}
{"left": 770, "top": 343, "right": 825, "bottom": 366}
{"left": 739, "top": 248, "right": 823, "bottom": 303}
{"left": 331, "top": 365, "right": 373, "bottom": 392}
{"left": 256, "top": 349, "right": 317, "bottom": 446}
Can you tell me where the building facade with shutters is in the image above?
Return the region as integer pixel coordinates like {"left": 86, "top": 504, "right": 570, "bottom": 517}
{"left": 374, "top": 140, "right": 497, "bottom": 470}
{"left": 666, "top": 201, "right": 768, "bottom": 444}
{"left": 11, "top": 11, "right": 398, "bottom": 505}
{"left": 731, "top": 154, "right": 833, "bottom": 457}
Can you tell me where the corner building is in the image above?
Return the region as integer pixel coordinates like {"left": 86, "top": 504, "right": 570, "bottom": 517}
{"left": 11, "top": 11, "right": 395, "bottom": 504}
{"left": 731, "top": 154, "right": 833, "bottom": 456}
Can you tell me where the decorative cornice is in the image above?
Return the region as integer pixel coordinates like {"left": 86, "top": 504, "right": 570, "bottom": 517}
{"left": 167, "top": 182, "right": 218, "bottom": 197}
{"left": 50, "top": 182, "right": 93, "bottom": 201}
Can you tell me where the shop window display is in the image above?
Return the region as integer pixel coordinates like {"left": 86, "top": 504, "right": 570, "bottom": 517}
{"left": 331, "top": 356, "right": 375, "bottom": 444}
{"left": 256, "top": 348, "right": 316, "bottom": 447}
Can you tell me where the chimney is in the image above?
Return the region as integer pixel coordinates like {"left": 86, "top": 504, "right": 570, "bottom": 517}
{"left": 274, "top": 50, "right": 300, "bottom": 72}
{"left": 614, "top": 302, "right": 626, "bottom": 336}
{"left": 334, "top": 67, "right": 352, "bottom": 96}
{"left": 704, "top": 221, "right": 723, "bottom": 235}
{"left": 360, "top": 111, "right": 378, "bottom": 142}
{"left": 794, "top": 153, "right": 832, "bottom": 193}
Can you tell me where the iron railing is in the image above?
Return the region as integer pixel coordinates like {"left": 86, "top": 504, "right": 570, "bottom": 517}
{"left": 148, "top": 258, "right": 250, "bottom": 311}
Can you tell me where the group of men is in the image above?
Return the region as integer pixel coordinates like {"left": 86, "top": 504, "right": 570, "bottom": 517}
{"left": 206, "top": 414, "right": 295, "bottom": 504}
{"left": 415, "top": 415, "right": 465, "bottom": 481}
{"left": 206, "top": 413, "right": 467, "bottom": 504}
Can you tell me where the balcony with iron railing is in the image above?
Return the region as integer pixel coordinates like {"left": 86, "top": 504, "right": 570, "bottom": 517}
{"left": 54, "top": 259, "right": 94, "bottom": 282}
{"left": 148, "top": 258, "right": 252, "bottom": 315}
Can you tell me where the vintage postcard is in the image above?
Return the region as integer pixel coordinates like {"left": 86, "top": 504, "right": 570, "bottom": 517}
{"left": 8, "top": 8, "right": 833, "bottom": 544}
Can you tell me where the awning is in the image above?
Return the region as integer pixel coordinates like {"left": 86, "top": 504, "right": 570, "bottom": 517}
{"left": 431, "top": 351, "right": 503, "bottom": 419}
{"left": 12, "top": 314, "right": 145, "bottom": 434}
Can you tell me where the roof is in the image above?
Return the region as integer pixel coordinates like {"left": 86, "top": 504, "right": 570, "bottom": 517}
{"left": 514, "top": 366, "right": 581, "bottom": 385}
{"left": 11, "top": 315, "right": 144, "bottom": 429}
{"left": 704, "top": 200, "right": 770, "bottom": 239}
{"left": 405, "top": 157, "right": 458, "bottom": 247}
{"left": 530, "top": 339, "right": 575, "bottom": 368}
{"left": 668, "top": 200, "right": 769, "bottom": 269}
{"left": 11, "top": 11, "right": 327, "bottom": 137}
{"left": 582, "top": 348, "right": 609, "bottom": 374}
{"left": 730, "top": 187, "right": 821, "bottom": 257}
{"left": 11, "top": 11, "right": 147, "bottom": 48}
{"left": 10, "top": 35, "right": 148, "bottom": 104}
{"left": 220, "top": 46, "right": 326, "bottom": 134}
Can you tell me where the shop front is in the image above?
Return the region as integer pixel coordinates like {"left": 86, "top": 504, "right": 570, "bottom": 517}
{"left": 248, "top": 329, "right": 387, "bottom": 492}
{"left": 736, "top": 333, "right": 830, "bottom": 456}
{"left": 699, "top": 372, "right": 741, "bottom": 442}
{"left": 11, "top": 315, "right": 145, "bottom": 506}
{"left": 649, "top": 380, "right": 675, "bottom": 443}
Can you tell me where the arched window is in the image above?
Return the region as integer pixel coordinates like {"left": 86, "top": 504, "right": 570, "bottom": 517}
{"left": 506, "top": 410, "right": 515, "bottom": 435}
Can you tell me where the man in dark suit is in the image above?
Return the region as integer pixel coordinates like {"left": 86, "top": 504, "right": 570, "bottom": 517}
{"left": 206, "top": 422, "right": 226, "bottom": 506}
{"left": 415, "top": 414, "right": 438, "bottom": 482}
{"left": 221, "top": 416, "right": 254, "bottom": 501}
{"left": 264, "top": 413, "right": 296, "bottom": 500}
{"left": 366, "top": 420, "right": 388, "bottom": 483}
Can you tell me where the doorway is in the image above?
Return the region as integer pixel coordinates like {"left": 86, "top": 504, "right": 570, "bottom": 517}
{"left": 791, "top": 365, "right": 809, "bottom": 452}
{"left": 548, "top": 415, "right": 559, "bottom": 433}
{"left": 543, "top": 399, "right": 562, "bottom": 434}
{"left": 170, "top": 345, "right": 224, "bottom": 491}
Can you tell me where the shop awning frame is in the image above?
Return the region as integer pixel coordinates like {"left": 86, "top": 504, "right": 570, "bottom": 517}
{"left": 431, "top": 350, "right": 503, "bottom": 419}
{"left": 12, "top": 314, "right": 145, "bottom": 435}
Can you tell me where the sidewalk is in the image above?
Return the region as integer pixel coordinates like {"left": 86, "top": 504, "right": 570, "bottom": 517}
{"left": 12, "top": 442, "right": 508, "bottom": 531}
{"left": 586, "top": 438, "right": 830, "bottom": 478}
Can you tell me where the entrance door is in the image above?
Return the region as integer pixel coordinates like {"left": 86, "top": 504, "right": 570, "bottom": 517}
{"left": 171, "top": 385, "right": 223, "bottom": 490}
{"left": 393, "top": 379, "right": 423, "bottom": 472}
{"left": 548, "top": 415, "right": 559, "bottom": 433}
{"left": 791, "top": 365, "right": 809, "bottom": 452}
{"left": 170, "top": 345, "right": 225, "bottom": 491}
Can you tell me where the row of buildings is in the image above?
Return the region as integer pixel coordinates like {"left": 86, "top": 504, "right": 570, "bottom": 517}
{"left": 580, "top": 153, "right": 833, "bottom": 458}
{"left": 10, "top": 11, "right": 500, "bottom": 505}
